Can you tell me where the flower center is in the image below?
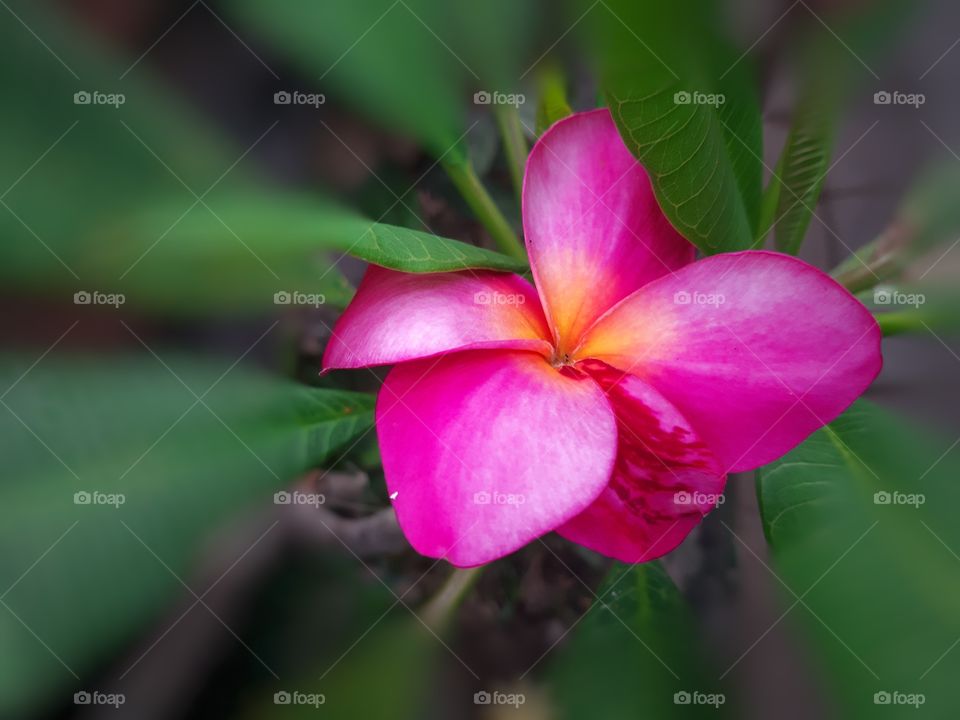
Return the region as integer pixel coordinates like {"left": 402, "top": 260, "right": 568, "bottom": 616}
{"left": 550, "top": 350, "right": 575, "bottom": 369}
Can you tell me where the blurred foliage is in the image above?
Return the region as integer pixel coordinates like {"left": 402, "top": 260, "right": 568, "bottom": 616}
{"left": 189, "top": 544, "right": 439, "bottom": 720}
{"left": 833, "top": 158, "right": 960, "bottom": 294}
{"left": 229, "top": 0, "right": 534, "bottom": 165}
{"left": 0, "top": 2, "right": 523, "bottom": 320}
{"left": 244, "top": 619, "right": 433, "bottom": 720}
{"left": 0, "top": 353, "right": 374, "bottom": 716}
{"left": 589, "top": 0, "right": 762, "bottom": 255}
{"left": 859, "top": 282, "right": 960, "bottom": 336}
{"left": 228, "top": 0, "right": 535, "bottom": 259}
{"left": 757, "top": 401, "right": 960, "bottom": 719}
{"left": 0, "top": 0, "right": 958, "bottom": 718}
{"left": 546, "top": 562, "right": 731, "bottom": 719}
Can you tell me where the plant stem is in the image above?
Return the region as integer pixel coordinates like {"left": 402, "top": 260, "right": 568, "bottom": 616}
{"left": 833, "top": 222, "right": 910, "bottom": 293}
{"left": 874, "top": 311, "right": 927, "bottom": 337}
{"left": 421, "top": 566, "right": 484, "bottom": 633}
{"left": 493, "top": 104, "right": 528, "bottom": 206}
{"left": 443, "top": 158, "right": 527, "bottom": 261}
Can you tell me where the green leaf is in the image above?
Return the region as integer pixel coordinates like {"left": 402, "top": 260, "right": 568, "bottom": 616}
{"left": 594, "top": 0, "right": 762, "bottom": 254}
{"left": 346, "top": 215, "right": 527, "bottom": 272}
{"left": 546, "top": 562, "right": 731, "bottom": 718}
{"left": 771, "top": 81, "right": 837, "bottom": 255}
{"left": 757, "top": 400, "right": 960, "bottom": 718}
{"left": 766, "top": 47, "right": 840, "bottom": 256}
{"left": 104, "top": 192, "right": 527, "bottom": 289}
{"left": 755, "top": 152, "right": 785, "bottom": 243}
{"left": 0, "top": 354, "right": 374, "bottom": 717}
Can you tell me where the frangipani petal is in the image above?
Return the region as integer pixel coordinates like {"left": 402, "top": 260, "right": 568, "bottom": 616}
{"left": 323, "top": 266, "right": 552, "bottom": 369}
{"left": 576, "top": 251, "right": 882, "bottom": 472}
{"left": 377, "top": 350, "right": 617, "bottom": 567}
{"left": 522, "top": 108, "right": 694, "bottom": 353}
{"left": 557, "top": 360, "right": 725, "bottom": 562}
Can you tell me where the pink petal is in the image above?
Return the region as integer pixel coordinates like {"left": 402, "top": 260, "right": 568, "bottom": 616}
{"left": 377, "top": 350, "right": 617, "bottom": 567}
{"left": 522, "top": 108, "right": 694, "bottom": 353}
{"left": 323, "top": 266, "right": 553, "bottom": 369}
{"left": 575, "top": 251, "right": 882, "bottom": 472}
{"left": 557, "top": 360, "right": 726, "bottom": 563}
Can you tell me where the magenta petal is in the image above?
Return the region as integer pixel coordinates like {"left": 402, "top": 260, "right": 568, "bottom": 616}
{"left": 522, "top": 108, "right": 694, "bottom": 351}
{"left": 557, "top": 360, "right": 726, "bottom": 563}
{"left": 577, "top": 251, "right": 883, "bottom": 472}
{"left": 323, "top": 266, "right": 553, "bottom": 370}
{"left": 377, "top": 350, "right": 617, "bottom": 567}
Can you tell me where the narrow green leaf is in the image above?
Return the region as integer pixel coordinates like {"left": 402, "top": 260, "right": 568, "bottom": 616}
{"left": 757, "top": 401, "right": 960, "bottom": 718}
{"left": 594, "top": 0, "right": 763, "bottom": 254}
{"left": 772, "top": 82, "right": 837, "bottom": 255}
{"left": 772, "top": 0, "right": 917, "bottom": 255}
{"left": 0, "top": 354, "right": 374, "bottom": 717}
{"left": 755, "top": 152, "right": 785, "bottom": 244}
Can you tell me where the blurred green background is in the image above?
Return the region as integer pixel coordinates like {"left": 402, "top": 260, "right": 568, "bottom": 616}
{"left": 2, "top": 0, "right": 960, "bottom": 718}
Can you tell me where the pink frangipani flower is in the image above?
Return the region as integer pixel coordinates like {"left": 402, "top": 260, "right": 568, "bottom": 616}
{"left": 323, "top": 109, "right": 882, "bottom": 567}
